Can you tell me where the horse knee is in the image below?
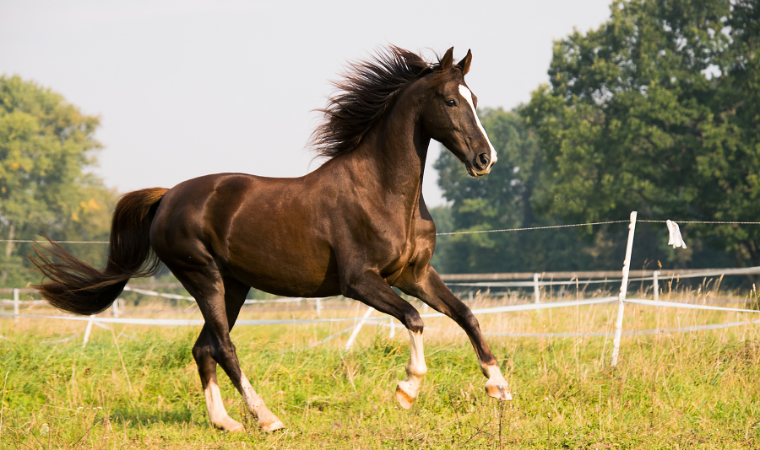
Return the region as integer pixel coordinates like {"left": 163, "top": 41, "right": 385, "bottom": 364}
{"left": 461, "top": 310, "right": 480, "bottom": 331}
{"left": 405, "top": 311, "right": 424, "bottom": 334}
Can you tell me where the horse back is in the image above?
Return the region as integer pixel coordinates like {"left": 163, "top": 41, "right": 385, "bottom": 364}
{"left": 149, "top": 172, "right": 341, "bottom": 297}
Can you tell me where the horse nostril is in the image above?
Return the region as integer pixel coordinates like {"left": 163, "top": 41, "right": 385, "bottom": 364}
{"left": 474, "top": 153, "right": 491, "bottom": 170}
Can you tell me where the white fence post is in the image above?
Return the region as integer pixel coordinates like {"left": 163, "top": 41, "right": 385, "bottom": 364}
{"left": 611, "top": 211, "right": 637, "bottom": 367}
{"left": 13, "top": 288, "right": 19, "bottom": 323}
{"left": 653, "top": 270, "right": 659, "bottom": 302}
{"left": 112, "top": 300, "right": 119, "bottom": 318}
{"left": 315, "top": 298, "right": 322, "bottom": 317}
{"left": 345, "top": 306, "right": 374, "bottom": 350}
{"left": 82, "top": 315, "right": 95, "bottom": 348}
{"left": 389, "top": 317, "right": 395, "bottom": 338}
{"left": 533, "top": 273, "right": 540, "bottom": 303}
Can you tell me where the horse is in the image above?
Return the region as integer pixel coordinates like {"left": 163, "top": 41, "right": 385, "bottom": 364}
{"left": 30, "top": 46, "right": 511, "bottom": 432}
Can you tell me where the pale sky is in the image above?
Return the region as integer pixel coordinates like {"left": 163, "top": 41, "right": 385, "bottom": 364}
{"left": 0, "top": 0, "right": 612, "bottom": 206}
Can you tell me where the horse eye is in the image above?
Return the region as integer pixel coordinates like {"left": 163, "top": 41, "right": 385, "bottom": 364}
{"left": 445, "top": 99, "right": 457, "bottom": 107}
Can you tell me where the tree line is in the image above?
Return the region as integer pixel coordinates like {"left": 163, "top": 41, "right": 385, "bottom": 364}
{"left": 432, "top": 0, "right": 759, "bottom": 275}
{"left": 1, "top": 0, "right": 758, "bottom": 287}
{"left": 0, "top": 75, "right": 115, "bottom": 288}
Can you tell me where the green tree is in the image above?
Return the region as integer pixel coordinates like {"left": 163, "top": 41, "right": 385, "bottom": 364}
{"left": 0, "top": 75, "right": 115, "bottom": 287}
{"left": 523, "top": 0, "right": 760, "bottom": 268}
{"left": 433, "top": 107, "right": 623, "bottom": 273}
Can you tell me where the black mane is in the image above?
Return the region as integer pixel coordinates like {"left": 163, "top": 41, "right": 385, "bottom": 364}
{"left": 313, "top": 46, "right": 440, "bottom": 159}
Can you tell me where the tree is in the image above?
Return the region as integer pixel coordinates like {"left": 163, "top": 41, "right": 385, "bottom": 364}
{"left": 433, "top": 107, "right": 634, "bottom": 273}
{"left": 0, "top": 75, "right": 115, "bottom": 287}
{"left": 523, "top": 0, "right": 760, "bottom": 268}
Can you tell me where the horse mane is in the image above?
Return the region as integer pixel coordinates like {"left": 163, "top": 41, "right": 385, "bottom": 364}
{"left": 312, "top": 46, "right": 443, "bottom": 159}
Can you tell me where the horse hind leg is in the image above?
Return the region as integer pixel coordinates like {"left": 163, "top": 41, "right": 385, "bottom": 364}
{"left": 181, "top": 267, "right": 284, "bottom": 432}
{"left": 193, "top": 326, "right": 244, "bottom": 432}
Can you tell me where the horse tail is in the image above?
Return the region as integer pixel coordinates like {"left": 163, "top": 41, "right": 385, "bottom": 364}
{"left": 30, "top": 187, "right": 169, "bottom": 315}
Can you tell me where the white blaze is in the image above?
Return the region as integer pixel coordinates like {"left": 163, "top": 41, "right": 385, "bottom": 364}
{"left": 458, "top": 85, "right": 498, "bottom": 164}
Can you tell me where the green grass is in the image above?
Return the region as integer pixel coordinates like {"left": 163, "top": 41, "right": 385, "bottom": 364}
{"left": 1, "top": 293, "right": 760, "bottom": 449}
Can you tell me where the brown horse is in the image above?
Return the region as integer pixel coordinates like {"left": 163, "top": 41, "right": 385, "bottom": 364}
{"left": 31, "top": 46, "right": 510, "bottom": 432}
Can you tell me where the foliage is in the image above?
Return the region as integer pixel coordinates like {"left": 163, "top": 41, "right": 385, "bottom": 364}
{"left": 431, "top": 107, "right": 726, "bottom": 275}
{"left": 0, "top": 75, "right": 116, "bottom": 287}
{"left": 522, "top": 0, "right": 760, "bottom": 267}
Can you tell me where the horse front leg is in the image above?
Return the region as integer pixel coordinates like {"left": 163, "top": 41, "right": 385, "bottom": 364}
{"left": 395, "top": 265, "right": 512, "bottom": 401}
{"left": 341, "top": 271, "right": 427, "bottom": 409}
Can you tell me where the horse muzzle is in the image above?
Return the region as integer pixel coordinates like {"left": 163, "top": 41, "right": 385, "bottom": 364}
{"left": 466, "top": 152, "right": 495, "bottom": 177}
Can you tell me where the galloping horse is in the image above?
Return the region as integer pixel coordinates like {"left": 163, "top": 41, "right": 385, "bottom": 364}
{"left": 31, "top": 46, "right": 511, "bottom": 432}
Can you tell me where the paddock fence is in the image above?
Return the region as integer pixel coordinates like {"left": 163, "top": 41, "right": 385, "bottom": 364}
{"left": 3, "top": 211, "right": 760, "bottom": 366}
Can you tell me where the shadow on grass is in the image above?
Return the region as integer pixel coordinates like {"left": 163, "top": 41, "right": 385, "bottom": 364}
{"left": 110, "top": 405, "right": 198, "bottom": 427}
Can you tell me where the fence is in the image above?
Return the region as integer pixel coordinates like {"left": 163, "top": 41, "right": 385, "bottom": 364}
{"left": 3, "top": 211, "right": 760, "bottom": 365}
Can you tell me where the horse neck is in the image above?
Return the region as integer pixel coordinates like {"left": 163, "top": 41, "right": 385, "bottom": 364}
{"left": 350, "top": 88, "right": 431, "bottom": 209}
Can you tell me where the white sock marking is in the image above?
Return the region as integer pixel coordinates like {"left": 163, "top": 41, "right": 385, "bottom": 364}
{"left": 240, "top": 375, "right": 283, "bottom": 429}
{"left": 397, "top": 330, "right": 427, "bottom": 399}
{"left": 458, "top": 85, "right": 498, "bottom": 164}
{"left": 407, "top": 330, "right": 427, "bottom": 378}
{"left": 203, "top": 376, "right": 233, "bottom": 426}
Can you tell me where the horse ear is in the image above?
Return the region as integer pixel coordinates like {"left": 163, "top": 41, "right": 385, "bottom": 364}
{"left": 440, "top": 47, "right": 454, "bottom": 70}
{"left": 457, "top": 49, "right": 472, "bottom": 75}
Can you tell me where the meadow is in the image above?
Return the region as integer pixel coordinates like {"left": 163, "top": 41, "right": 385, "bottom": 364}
{"left": 1, "top": 285, "right": 760, "bottom": 449}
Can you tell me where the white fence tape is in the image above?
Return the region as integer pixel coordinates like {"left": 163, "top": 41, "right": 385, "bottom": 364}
{"left": 362, "top": 317, "right": 760, "bottom": 338}
{"left": 448, "top": 266, "right": 760, "bottom": 288}
{"left": 0, "top": 299, "right": 47, "bottom": 305}
{"left": 418, "top": 296, "right": 619, "bottom": 318}
{"left": 625, "top": 298, "right": 760, "bottom": 313}
{"left": 4, "top": 296, "right": 756, "bottom": 327}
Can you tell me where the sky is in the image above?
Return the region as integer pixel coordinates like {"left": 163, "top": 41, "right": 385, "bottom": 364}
{"left": 0, "top": 0, "right": 613, "bottom": 206}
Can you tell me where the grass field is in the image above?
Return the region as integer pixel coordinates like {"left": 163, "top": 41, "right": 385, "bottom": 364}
{"left": 1, "top": 287, "right": 760, "bottom": 449}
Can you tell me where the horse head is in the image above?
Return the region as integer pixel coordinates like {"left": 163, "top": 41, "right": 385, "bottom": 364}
{"left": 419, "top": 47, "right": 497, "bottom": 177}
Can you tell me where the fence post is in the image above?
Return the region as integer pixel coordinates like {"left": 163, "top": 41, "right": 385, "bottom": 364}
{"left": 653, "top": 270, "right": 659, "bottom": 302}
{"left": 82, "top": 315, "right": 95, "bottom": 348}
{"left": 533, "top": 273, "right": 540, "bottom": 303}
{"left": 112, "top": 299, "right": 119, "bottom": 318}
{"left": 611, "top": 211, "right": 637, "bottom": 367}
{"left": 389, "top": 317, "right": 395, "bottom": 338}
{"left": 13, "top": 288, "right": 19, "bottom": 323}
{"left": 345, "top": 306, "right": 374, "bottom": 350}
{"left": 316, "top": 298, "right": 322, "bottom": 317}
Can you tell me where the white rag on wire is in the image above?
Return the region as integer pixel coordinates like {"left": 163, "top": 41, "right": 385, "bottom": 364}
{"left": 666, "top": 220, "right": 687, "bottom": 249}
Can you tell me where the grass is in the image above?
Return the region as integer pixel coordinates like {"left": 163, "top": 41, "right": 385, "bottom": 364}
{"left": 1, "top": 286, "right": 760, "bottom": 449}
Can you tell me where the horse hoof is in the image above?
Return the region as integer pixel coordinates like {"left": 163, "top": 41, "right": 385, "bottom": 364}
{"left": 215, "top": 417, "right": 245, "bottom": 432}
{"left": 260, "top": 419, "right": 286, "bottom": 432}
{"left": 485, "top": 382, "right": 512, "bottom": 401}
{"left": 395, "top": 382, "right": 416, "bottom": 410}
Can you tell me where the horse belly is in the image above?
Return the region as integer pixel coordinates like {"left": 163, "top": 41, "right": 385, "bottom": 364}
{"left": 225, "top": 227, "right": 340, "bottom": 298}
